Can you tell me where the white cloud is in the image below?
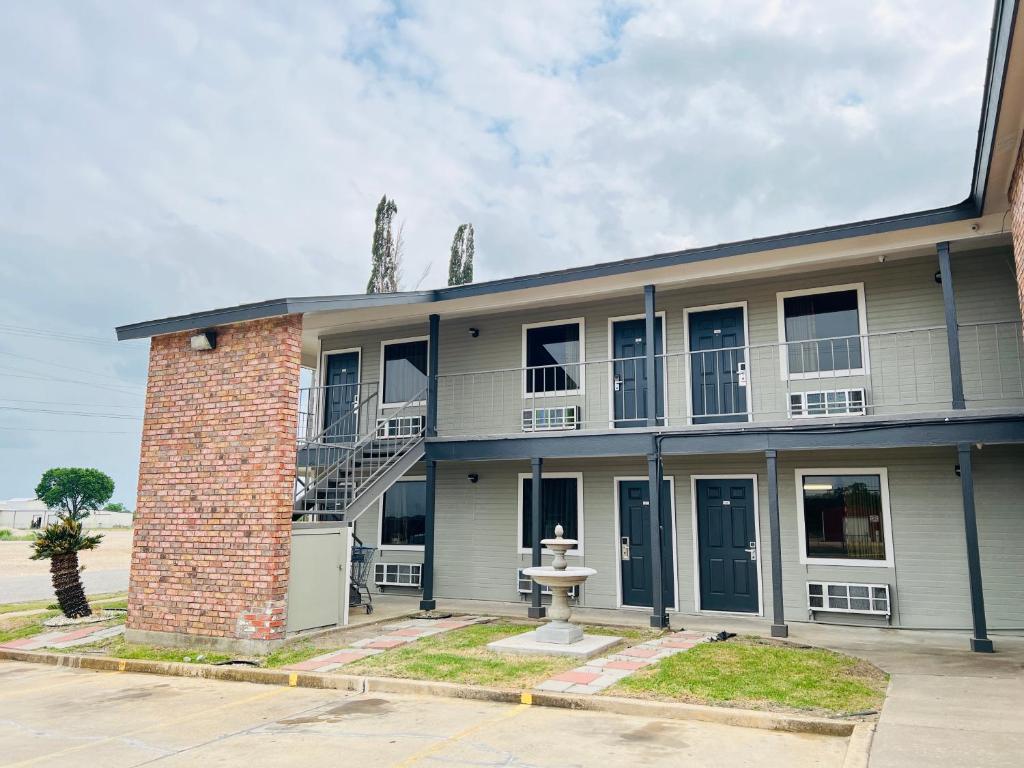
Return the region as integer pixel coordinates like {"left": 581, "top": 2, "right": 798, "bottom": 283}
{"left": 0, "top": 0, "right": 992, "bottom": 502}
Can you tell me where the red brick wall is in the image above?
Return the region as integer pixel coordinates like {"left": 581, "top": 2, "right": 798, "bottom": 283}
{"left": 1011, "top": 142, "right": 1024, "bottom": 325}
{"left": 128, "top": 315, "right": 301, "bottom": 644}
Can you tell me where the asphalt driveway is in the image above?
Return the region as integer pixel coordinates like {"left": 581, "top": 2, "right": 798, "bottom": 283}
{"left": 0, "top": 660, "right": 850, "bottom": 767}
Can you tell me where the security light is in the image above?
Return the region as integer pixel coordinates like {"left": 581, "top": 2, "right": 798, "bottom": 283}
{"left": 468, "top": 473, "right": 479, "bottom": 483}
{"left": 190, "top": 330, "right": 217, "bottom": 351}
{"left": 469, "top": 327, "right": 480, "bottom": 337}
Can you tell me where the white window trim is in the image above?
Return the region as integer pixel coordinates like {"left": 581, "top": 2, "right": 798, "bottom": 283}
{"left": 605, "top": 312, "right": 668, "bottom": 429}
{"left": 776, "top": 283, "right": 869, "bottom": 381}
{"left": 681, "top": 301, "right": 753, "bottom": 424}
{"left": 612, "top": 475, "right": 679, "bottom": 612}
{"left": 689, "top": 474, "right": 764, "bottom": 617}
{"left": 795, "top": 467, "right": 894, "bottom": 567}
{"left": 521, "top": 318, "right": 586, "bottom": 397}
{"left": 377, "top": 475, "right": 427, "bottom": 551}
{"left": 379, "top": 335, "right": 429, "bottom": 408}
{"left": 516, "top": 471, "right": 584, "bottom": 556}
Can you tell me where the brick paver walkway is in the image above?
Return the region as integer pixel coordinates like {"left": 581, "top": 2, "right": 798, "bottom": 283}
{"left": 0, "top": 623, "right": 124, "bottom": 651}
{"left": 535, "top": 630, "right": 709, "bottom": 695}
{"left": 282, "top": 616, "right": 493, "bottom": 672}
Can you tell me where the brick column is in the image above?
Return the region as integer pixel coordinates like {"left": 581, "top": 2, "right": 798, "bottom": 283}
{"left": 1010, "top": 143, "right": 1024, "bottom": 326}
{"left": 127, "top": 315, "right": 302, "bottom": 653}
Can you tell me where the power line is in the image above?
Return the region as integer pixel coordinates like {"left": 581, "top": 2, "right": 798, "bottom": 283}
{"left": 0, "top": 406, "right": 142, "bottom": 420}
{"left": 0, "top": 371, "right": 145, "bottom": 397}
{"left": 0, "top": 349, "right": 145, "bottom": 388}
{"left": 0, "top": 398, "right": 139, "bottom": 409}
{"left": 0, "top": 322, "right": 146, "bottom": 349}
{"left": 0, "top": 425, "right": 137, "bottom": 435}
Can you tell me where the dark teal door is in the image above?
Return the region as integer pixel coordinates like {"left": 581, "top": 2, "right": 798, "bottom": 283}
{"left": 696, "top": 479, "right": 758, "bottom": 613}
{"left": 612, "top": 318, "right": 664, "bottom": 428}
{"left": 323, "top": 351, "right": 360, "bottom": 442}
{"left": 619, "top": 479, "right": 674, "bottom": 608}
{"left": 688, "top": 307, "right": 748, "bottom": 424}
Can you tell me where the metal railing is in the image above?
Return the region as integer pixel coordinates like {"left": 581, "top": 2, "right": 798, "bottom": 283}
{"left": 433, "top": 322, "right": 1024, "bottom": 437}
{"left": 294, "top": 386, "right": 427, "bottom": 518}
{"left": 298, "top": 381, "right": 380, "bottom": 444}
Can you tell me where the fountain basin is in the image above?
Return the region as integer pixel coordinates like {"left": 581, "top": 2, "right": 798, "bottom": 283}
{"left": 521, "top": 566, "right": 596, "bottom": 588}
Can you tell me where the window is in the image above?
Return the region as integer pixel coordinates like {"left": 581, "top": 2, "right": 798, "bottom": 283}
{"left": 796, "top": 469, "right": 893, "bottom": 566}
{"left": 778, "top": 285, "right": 866, "bottom": 377}
{"left": 381, "top": 338, "right": 428, "bottom": 405}
{"left": 379, "top": 478, "right": 426, "bottom": 549}
{"left": 523, "top": 320, "right": 583, "bottom": 394}
{"left": 518, "top": 473, "right": 583, "bottom": 554}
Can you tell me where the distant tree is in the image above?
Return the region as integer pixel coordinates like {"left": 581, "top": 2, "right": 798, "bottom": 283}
{"left": 31, "top": 516, "right": 102, "bottom": 618}
{"left": 103, "top": 502, "right": 128, "bottom": 512}
{"left": 367, "top": 195, "right": 400, "bottom": 294}
{"left": 35, "top": 468, "right": 115, "bottom": 522}
{"left": 447, "top": 223, "right": 475, "bottom": 286}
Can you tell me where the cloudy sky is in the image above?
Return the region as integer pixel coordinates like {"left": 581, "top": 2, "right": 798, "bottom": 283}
{"left": 0, "top": 1, "right": 994, "bottom": 506}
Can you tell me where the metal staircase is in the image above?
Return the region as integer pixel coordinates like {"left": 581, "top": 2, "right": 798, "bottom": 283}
{"left": 294, "top": 386, "right": 426, "bottom": 523}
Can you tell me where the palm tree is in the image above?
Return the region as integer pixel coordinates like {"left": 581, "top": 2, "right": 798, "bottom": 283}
{"left": 30, "top": 517, "right": 102, "bottom": 618}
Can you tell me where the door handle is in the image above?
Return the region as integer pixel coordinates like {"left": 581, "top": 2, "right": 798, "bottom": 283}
{"left": 744, "top": 541, "right": 757, "bottom": 561}
{"left": 620, "top": 537, "right": 630, "bottom": 560}
{"left": 736, "top": 361, "right": 748, "bottom": 387}
{"left": 613, "top": 376, "right": 622, "bottom": 392}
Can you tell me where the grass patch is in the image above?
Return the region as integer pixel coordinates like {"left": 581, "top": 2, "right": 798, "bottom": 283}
{"left": 0, "top": 611, "right": 60, "bottom": 643}
{"left": 70, "top": 636, "right": 235, "bottom": 665}
{"left": 0, "top": 599, "right": 54, "bottom": 615}
{"left": 612, "top": 638, "right": 887, "bottom": 716}
{"left": 0, "top": 529, "right": 37, "bottom": 542}
{"left": 345, "top": 621, "right": 657, "bottom": 689}
{"left": 264, "top": 642, "right": 331, "bottom": 669}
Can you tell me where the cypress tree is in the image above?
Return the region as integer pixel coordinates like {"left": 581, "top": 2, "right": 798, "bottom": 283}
{"left": 367, "top": 195, "right": 398, "bottom": 294}
{"left": 447, "top": 223, "right": 475, "bottom": 286}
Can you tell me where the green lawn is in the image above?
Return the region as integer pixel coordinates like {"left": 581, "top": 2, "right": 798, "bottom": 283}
{"left": 0, "top": 611, "right": 61, "bottom": 643}
{"left": 0, "top": 529, "right": 37, "bottom": 542}
{"left": 344, "top": 622, "right": 659, "bottom": 689}
{"left": 612, "top": 638, "right": 888, "bottom": 716}
{"left": 75, "top": 637, "right": 235, "bottom": 664}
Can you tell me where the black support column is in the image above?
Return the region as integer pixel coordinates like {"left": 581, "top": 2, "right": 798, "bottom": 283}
{"left": 419, "top": 459, "right": 437, "bottom": 611}
{"left": 426, "top": 313, "right": 440, "bottom": 436}
{"left": 958, "top": 443, "right": 993, "bottom": 652}
{"left": 765, "top": 449, "right": 788, "bottom": 637}
{"left": 644, "top": 285, "right": 658, "bottom": 427}
{"left": 529, "top": 457, "right": 546, "bottom": 619}
{"left": 937, "top": 242, "right": 966, "bottom": 410}
{"left": 648, "top": 439, "right": 669, "bottom": 628}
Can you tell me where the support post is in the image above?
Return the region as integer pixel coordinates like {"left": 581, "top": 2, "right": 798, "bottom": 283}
{"left": 958, "top": 443, "right": 993, "bottom": 652}
{"left": 648, "top": 439, "right": 669, "bottom": 628}
{"left": 937, "top": 242, "right": 966, "bottom": 410}
{"left": 765, "top": 449, "right": 788, "bottom": 637}
{"left": 644, "top": 285, "right": 659, "bottom": 427}
{"left": 426, "top": 313, "right": 440, "bottom": 436}
{"left": 529, "top": 457, "right": 546, "bottom": 619}
{"left": 418, "top": 459, "right": 437, "bottom": 611}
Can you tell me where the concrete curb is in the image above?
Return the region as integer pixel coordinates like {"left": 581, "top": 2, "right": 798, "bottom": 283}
{"left": 842, "top": 722, "right": 876, "bottom": 768}
{"left": 0, "top": 648, "right": 858, "bottom": 737}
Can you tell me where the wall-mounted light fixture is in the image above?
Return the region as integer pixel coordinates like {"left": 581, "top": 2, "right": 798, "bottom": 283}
{"left": 190, "top": 330, "right": 217, "bottom": 351}
{"left": 954, "top": 464, "right": 961, "bottom": 477}
{"left": 469, "top": 327, "right": 480, "bottom": 338}
{"left": 934, "top": 270, "right": 942, "bottom": 285}
{"left": 467, "top": 473, "right": 479, "bottom": 483}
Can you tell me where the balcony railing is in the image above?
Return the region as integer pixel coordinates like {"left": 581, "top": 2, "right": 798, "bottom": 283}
{"left": 298, "top": 381, "right": 380, "bottom": 444}
{"left": 431, "top": 321, "right": 1023, "bottom": 438}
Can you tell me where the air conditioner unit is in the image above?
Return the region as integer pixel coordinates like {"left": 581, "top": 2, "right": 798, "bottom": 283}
{"left": 807, "top": 581, "right": 890, "bottom": 621}
{"left": 517, "top": 568, "right": 578, "bottom": 598}
{"left": 789, "top": 388, "right": 866, "bottom": 418}
{"left": 374, "top": 562, "right": 422, "bottom": 588}
{"left": 521, "top": 405, "right": 580, "bottom": 432}
{"left": 376, "top": 415, "right": 425, "bottom": 438}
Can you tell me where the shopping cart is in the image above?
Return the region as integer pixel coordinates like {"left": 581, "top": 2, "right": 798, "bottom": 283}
{"left": 349, "top": 534, "right": 376, "bottom": 614}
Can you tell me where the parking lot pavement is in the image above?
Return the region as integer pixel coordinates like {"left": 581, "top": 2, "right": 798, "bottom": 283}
{"left": 0, "top": 660, "right": 851, "bottom": 767}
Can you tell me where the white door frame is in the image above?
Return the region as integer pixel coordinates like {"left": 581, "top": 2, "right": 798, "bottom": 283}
{"left": 681, "top": 302, "right": 752, "bottom": 424}
{"left": 318, "top": 347, "right": 362, "bottom": 436}
{"left": 606, "top": 312, "right": 669, "bottom": 429}
{"left": 689, "top": 474, "right": 764, "bottom": 616}
{"left": 613, "top": 475, "right": 680, "bottom": 612}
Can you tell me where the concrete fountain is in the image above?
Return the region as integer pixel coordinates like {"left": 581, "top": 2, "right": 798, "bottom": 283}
{"left": 487, "top": 524, "right": 621, "bottom": 659}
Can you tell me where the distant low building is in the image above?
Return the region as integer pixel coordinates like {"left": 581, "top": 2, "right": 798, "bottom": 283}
{"left": 0, "top": 498, "right": 133, "bottom": 530}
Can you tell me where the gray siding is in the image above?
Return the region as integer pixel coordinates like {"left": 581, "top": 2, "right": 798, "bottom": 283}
{"left": 365, "top": 446, "right": 1024, "bottom": 631}
{"left": 315, "top": 247, "right": 1022, "bottom": 436}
